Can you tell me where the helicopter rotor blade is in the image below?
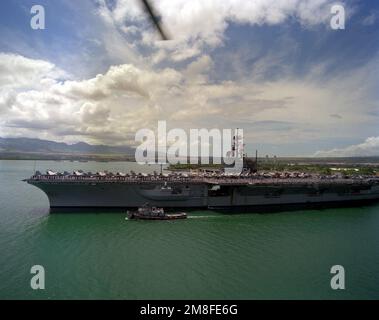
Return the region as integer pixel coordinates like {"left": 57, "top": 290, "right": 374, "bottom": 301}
{"left": 140, "top": 0, "right": 170, "bottom": 40}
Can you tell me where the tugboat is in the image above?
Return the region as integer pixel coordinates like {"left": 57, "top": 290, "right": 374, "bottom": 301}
{"left": 126, "top": 203, "right": 187, "bottom": 220}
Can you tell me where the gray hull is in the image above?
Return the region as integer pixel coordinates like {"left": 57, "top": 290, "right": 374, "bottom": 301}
{"left": 28, "top": 180, "right": 379, "bottom": 211}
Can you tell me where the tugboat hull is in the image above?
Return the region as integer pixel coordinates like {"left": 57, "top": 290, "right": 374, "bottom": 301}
{"left": 127, "top": 211, "right": 187, "bottom": 220}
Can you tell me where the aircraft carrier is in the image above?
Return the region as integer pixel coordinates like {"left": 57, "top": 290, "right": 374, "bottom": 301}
{"left": 25, "top": 166, "right": 379, "bottom": 212}
{"left": 24, "top": 133, "right": 379, "bottom": 211}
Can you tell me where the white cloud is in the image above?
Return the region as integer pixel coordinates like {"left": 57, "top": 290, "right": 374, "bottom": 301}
{"left": 2, "top": 0, "right": 378, "bottom": 158}
{"left": 97, "top": 0, "right": 341, "bottom": 62}
{"left": 314, "top": 137, "right": 379, "bottom": 157}
{"left": 0, "top": 49, "right": 377, "bottom": 154}
{"left": 0, "top": 53, "right": 67, "bottom": 90}
{"left": 362, "top": 11, "right": 378, "bottom": 26}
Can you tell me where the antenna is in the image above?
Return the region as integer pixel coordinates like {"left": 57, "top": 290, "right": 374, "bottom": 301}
{"left": 255, "top": 150, "right": 258, "bottom": 172}
{"left": 236, "top": 128, "right": 239, "bottom": 158}
{"left": 235, "top": 128, "right": 238, "bottom": 157}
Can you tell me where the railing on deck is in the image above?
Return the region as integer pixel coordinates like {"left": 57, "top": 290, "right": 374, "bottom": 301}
{"left": 27, "top": 173, "right": 379, "bottom": 186}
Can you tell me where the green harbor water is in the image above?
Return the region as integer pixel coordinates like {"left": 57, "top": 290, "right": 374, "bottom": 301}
{"left": 0, "top": 160, "right": 379, "bottom": 299}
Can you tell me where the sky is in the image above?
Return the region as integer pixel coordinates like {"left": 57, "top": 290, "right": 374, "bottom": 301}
{"left": 0, "top": 0, "right": 378, "bottom": 157}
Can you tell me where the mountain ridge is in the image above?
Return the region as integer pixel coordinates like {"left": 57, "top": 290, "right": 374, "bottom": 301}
{"left": 0, "top": 137, "right": 135, "bottom": 155}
